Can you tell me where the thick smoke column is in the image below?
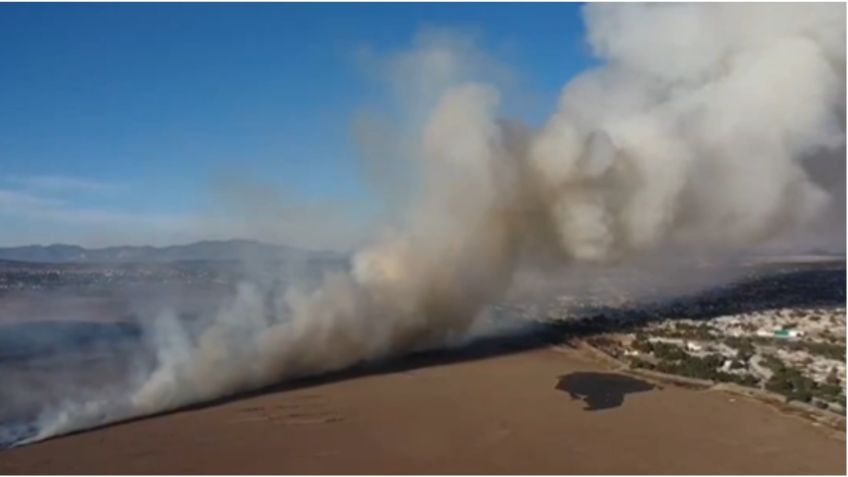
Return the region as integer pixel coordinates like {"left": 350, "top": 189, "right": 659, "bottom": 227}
{"left": 533, "top": 4, "right": 844, "bottom": 260}
{"left": 18, "top": 3, "right": 846, "bottom": 444}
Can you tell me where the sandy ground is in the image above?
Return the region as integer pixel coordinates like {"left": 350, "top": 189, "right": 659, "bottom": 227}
{"left": 0, "top": 346, "right": 844, "bottom": 474}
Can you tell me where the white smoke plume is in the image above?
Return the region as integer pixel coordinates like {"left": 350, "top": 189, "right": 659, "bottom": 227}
{"left": 14, "top": 3, "right": 846, "bottom": 444}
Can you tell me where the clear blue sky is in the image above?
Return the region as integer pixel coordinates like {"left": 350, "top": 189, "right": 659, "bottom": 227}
{"left": 0, "top": 3, "right": 595, "bottom": 248}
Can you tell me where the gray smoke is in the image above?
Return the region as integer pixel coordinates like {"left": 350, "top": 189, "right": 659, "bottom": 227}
{"left": 16, "top": 3, "right": 846, "bottom": 444}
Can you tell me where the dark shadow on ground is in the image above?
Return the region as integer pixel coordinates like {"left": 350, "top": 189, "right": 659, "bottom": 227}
{"left": 556, "top": 372, "right": 657, "bottom": 410}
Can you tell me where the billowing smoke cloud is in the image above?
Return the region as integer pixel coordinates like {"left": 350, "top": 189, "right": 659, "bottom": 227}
{"left": 12, "top": 3, "right": 846, "bottom": 445}
{"left": 533, "top": 4, "right": 844, "bottom": 260}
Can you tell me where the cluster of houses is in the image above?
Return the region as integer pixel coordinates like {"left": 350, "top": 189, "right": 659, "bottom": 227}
{"left": 707, "top": 307, "right": 844, "bottom": 342}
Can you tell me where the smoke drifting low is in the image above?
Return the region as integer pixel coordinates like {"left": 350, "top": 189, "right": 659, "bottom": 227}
{"left": 12, "top": 3, "right": 846, "bottom": 444}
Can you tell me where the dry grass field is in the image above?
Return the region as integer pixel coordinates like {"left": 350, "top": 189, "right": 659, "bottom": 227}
{"left": 1, "top": 345, "right": 843, "bottom": 474}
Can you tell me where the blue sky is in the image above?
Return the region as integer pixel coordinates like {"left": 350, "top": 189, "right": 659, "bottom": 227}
{"left": 0, "top": 3, "right": 595, "bottom": 249}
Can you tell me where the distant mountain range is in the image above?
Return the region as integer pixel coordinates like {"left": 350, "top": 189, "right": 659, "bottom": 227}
{"left": 0, "top": 240, "right": 346, "bottom": 264}
{"left": 0, "top": 239, "right": 840, "bottom": 265}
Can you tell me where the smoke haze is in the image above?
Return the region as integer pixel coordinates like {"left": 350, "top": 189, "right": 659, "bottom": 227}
{"left": 6, "top": 3, "right": 846, "bottom": 445}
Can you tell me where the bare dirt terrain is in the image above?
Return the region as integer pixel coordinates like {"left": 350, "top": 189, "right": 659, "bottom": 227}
{"left": 1, "top": 346, "right": 843, "bottom": 474}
